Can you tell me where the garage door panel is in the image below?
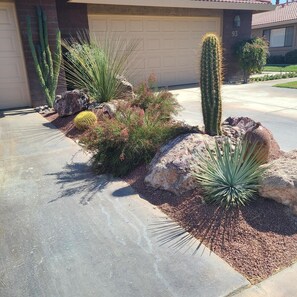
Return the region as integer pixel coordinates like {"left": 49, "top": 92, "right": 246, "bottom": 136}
{"left": 177, "top": 69, "right": 197, "bottom": 85}
{"left": 0, "top": 6, "right": 15, "bottom": 30}
{"left": 161, "top": 71, "right": 177, "bottom": 86}
{"left": 0, "top": 31, "right": 18, "bottom": 57}
{"left": 204, "top": 20, "right": 220, "bottom": 32}
{"left": 89, "top": 15, "right": 220, "bottom": 87}
{"left": 90, "top": 19, "right": 107, "bottom": 32}
{"left": 0, "top": 3, "right": 30, "bottom": 109}
{"left": 0, "top": 83, "right": 29, "bottom": 109}
{"left": 110, "top": 20, "right": 126, "bottom": 32}
{"left": 144, "top": 20, "right": 160, "bottom": 32}
{"left": 176, "top": 21, "right": 191, "bottom": 32}
{"left": 128, "top": 20, "right": 143, "bottom": 32}
{"left": 0, "top": 58, "right": 25, "bottom": 81}
{"left": 161, "top": 21, "right": 175, "bottom": 32}
{"left": 146, "top": 39, "right": 160, "bottom": 51}
{"left": 162, "top": 56, "right": 176, "bottom": 68}
{"left": 177, "top": 55, "right": 195, "bottom": 67}
{"left": 161, "top": 38, "right": 176, "bottom": 50}
{"left": 146, "top": 56, "right": 161, "bottom": 69}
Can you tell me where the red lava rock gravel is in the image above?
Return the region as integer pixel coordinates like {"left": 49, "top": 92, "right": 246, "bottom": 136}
{"left": 124, "top": 165, "right": 297, "bottom": 284}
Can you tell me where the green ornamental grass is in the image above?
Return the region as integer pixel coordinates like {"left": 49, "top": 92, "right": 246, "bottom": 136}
{"left": 62, "top": 34, "right": 138, "bottom": 103}
{"left": 192, "top": 138, "right": 266, "bottom": 208}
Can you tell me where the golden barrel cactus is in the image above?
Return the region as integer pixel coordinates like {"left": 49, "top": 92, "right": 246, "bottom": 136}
{"left": 74, "top": 111, "right": 97, "bottom": 131}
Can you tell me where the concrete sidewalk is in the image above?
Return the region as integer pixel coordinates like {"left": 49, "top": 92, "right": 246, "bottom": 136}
{"left": 232, "top": 262, "right": 297, "bottom": 297}
{"left": 0, "top": 109, "right": 248, "bottom": 297}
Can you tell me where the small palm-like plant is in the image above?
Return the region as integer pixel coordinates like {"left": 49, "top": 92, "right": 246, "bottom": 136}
{"left": 192, "top": 138, "right": 266, "bottom": 208}
{"left": 62, "top": 34, "right": 138, "bottom": 103}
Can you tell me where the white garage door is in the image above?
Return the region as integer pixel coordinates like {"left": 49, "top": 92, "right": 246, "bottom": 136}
{"left": 0, "top": 2, "right": 30, "bottom": 109}
{"left": 89, "top": 15, "right": 220, "bottom": 87}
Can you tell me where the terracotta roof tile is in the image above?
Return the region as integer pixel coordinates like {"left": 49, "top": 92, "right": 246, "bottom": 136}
{"left": 252, "top": 1, "right": 297, "bottom": 26}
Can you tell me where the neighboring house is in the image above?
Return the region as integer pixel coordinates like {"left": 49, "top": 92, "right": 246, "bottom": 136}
{"left": 0, "top": 0, "right": 273, "bottom": 110}
{"left": 252, "top": 1, "right": 297, "bottom": 57}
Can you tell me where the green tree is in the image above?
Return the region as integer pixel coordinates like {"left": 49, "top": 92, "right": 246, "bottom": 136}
{"left": 236, "top": 37, "right": 269, "bottom": 83}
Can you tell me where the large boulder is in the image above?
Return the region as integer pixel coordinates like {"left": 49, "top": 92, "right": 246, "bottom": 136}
{"left": 145, "top": 133, "right": 215, "bottom": 195}
{"left": 223, "top": 117, "right": 282, "bottom": 162}
{"left": 54, "top": 89, "right": 89, "bottom": 117}
{"left": 259, "top": 150, "right": 297, "bottom": 215}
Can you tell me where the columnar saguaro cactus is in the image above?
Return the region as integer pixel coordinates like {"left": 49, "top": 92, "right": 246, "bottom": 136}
{"left": 200, "top": 33, "right": 223, "bottom": 136}
{"left": 26, "top": 6, "right": 61, "bottom": 108}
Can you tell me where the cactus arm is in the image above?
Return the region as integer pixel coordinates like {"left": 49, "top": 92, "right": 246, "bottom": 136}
{"left": 37, "top": 6, "right": 50, "bottom": 87}
{"left": 26, "top": 7, "right": 62, "bottom": 108}
{"left": 36, "top": 7, "right": 45, "bottom": 54}
{"left": 26, "top": 15, "right": 52, "bottom": 105}
{"left": 42, "top": 8, "right": 54, "bottom": 84}
{"left": 50, "top": 30, "right": 62, "bottom": 100}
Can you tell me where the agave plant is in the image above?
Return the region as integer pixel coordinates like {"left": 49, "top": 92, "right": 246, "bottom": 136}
{"left": 192, "top": 138, "right": 266, "bottom": 208}
{"left": 62, "top": 33, "right": 138, "bottom": 103}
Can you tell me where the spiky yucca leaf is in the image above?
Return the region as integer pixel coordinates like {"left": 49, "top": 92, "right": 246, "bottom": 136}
{"left": 192, "top": 138, "right": 266, "bottom": 208}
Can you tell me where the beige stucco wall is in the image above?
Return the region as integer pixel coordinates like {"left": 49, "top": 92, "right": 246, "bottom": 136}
{"left": 252, "top": 23, "right": 297, "bottom": 56}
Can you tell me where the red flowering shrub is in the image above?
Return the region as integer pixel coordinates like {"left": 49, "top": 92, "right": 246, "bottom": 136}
{"left": 131, "top": 76, "right": 181, "bottom": 121}
{"left": 80, "top": 77, "right": 185, "bottom": 176}
{"left": 81, "top": 102, "right": 185, "bottom": 176}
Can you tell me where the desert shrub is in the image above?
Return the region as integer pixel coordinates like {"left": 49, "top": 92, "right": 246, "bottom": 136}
{"left": 235, "top": 37, "right": 269, "bottom": 83}
{"left": 132, "top": 75, "right": 181, "bottom": 121}
{"left": 74, "top": 111, "right": 97, "bottom": 130}
{"left": 62, "top": 34, "right": 138, "bottom": 103}
{"left": 192, "top": 138, "right": 266, "bottom": 208}
{"left": 285, "top": 49, "right": 297, "bottom": 64}
{"left": 81, "top": 102, "right": 186, "bottom": 176}
{"left": 267, "top": 55, "right": 285, "bottom": 65}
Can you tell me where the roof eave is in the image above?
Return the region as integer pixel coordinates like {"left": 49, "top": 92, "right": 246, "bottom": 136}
{"left": 252, "top": 19, "right": 297, "bottom": 29}
{"left": 68, "top": 0, "right": 274, "bottom": 12}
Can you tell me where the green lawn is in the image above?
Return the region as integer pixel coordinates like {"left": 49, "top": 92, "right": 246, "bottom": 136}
{"left": 263, "top": 65, "right": 297, "bottom": 72}
{"left": 274, "top": 81, "right": 297, "bottom": 89}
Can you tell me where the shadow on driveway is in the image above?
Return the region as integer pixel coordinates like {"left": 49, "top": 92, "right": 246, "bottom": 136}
{"left": 47, "top": 161, "right": 110, "bottom": 205}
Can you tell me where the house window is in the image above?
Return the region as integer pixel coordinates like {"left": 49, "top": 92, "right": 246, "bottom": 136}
{"left": 263, "top": 27, "right": 294, "bottom": 47}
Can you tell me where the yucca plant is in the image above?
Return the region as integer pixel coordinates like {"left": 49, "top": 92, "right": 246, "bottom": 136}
{"left": 192, "top": 138, "right": 266, "bottom": 208}
{"left": 62, "top": 34, "right": 138, "bottom": 103}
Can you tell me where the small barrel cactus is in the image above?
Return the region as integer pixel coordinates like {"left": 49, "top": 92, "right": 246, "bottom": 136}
{"left": 200, "top": 33, "right": 223, "bottom": 136}
{"left": 74, "top": 111, "right": 97, "bottom": 131}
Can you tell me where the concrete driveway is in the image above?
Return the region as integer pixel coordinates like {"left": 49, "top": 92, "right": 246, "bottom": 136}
{"left": 171, "top": 78, "right": 297, "bottom": 151}
{"left": 0, "top": 109, "right": 248, "bottom": 297}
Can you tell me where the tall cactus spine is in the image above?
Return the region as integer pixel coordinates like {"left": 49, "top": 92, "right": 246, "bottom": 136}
{"left": 200, "top": 33, "right": 223, "bottom": 136}
{"left": 26, "top": 6, "right": 61, "bottom": 108}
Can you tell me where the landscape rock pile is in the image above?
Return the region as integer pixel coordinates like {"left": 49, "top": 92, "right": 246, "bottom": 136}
{"left": 145, "top": 117, "right": 282, "bottom": 196}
